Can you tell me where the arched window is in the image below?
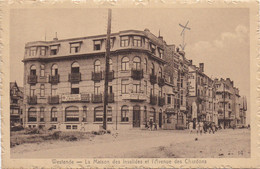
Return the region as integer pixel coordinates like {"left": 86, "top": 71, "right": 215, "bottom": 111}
{"left": 40, "top": 64, "right": 45, "bottom": 77}
{"left": 83, "top": 106, "right": 87, "bottom": 122}
{"left": 28, "top": 107, "right": 37, "bottom": 122}
{"left": 109, "top": 59, "right": 113, "bottom": 71}
{"left": 151, "top": 63, "right": 155, "bottom": 75}
{"left": 71, "top": 62, "right": 80, "bottom": 73}
{"left": 94, "top": 60, "right": 101, "bottom": 73}
{"left": 150, "top": 107, "right": 156, "bottom": 122}
{"left": 94, "top": 106, "right": 112, "bottom": 122}
{"left": 121, "top": 105, "right": 129, "bottom": 122}
{"left": 121, "top": 57, "right": 129, "bottom": 71}
{"left": 51, "top": 107, "right": 58, "bottom": 122}
{"left": 133, "top": 56, "right": 141, "bottom": 70}
{"left": 144, "top": 58, "right": 147, "bottom": 72}
{"left": 65, "top": 106, "right": 79, "bottom": 122}
{"left": 30, "top": 65, "right": 36, "bottom": 76}
{"left": 51, "top": 64, "right": 58, "bottom": 76}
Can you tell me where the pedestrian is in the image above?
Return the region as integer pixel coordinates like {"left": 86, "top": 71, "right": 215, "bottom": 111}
{"left": 149, "top": 119, "right": 153, "bottom": 131}
{"left": 212, "top": 123, "right": 216, "bottom": 134}
{"left": 196, "top": 121, "right": 200, "bottom": 135}
{"left": 154, "top": 123, "right": 157, "bottom": 130}
{"left": 189, "top": 121, "right": 193, "bottom": 134}
{"left": 199, "top": 121, "right": 204, "bottom": 135}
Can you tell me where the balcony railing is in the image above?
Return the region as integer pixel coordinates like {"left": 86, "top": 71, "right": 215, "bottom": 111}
{"left": 150, "top": 94, "right": 157, "bottom": 105}
{"left": 49, "top": 75, "right": 60, "bottom": 84}
{"left": 108, "top": 93, "right": 114, "bottom": 103}
{"left": 103, "top": 70, "right": 114, "bottom": 81}
{"left": 158, "top": 77, "right": 165, "bottom": 87}
{"left": 150, "top": 74, "right": 157, "bottom": 84}
{"left": 27, "top": 96, "right": 37, "bottom": 105}
{"left": 27, "top": 75, "right": 37, "bottom": 84}
{"left": 158, "top": 96, "right": 165, "bottom": 106}
{"left": 68, "top": 73, "right": 81, "bottom": 83}
{"left": 131, "top": 69, "right": 144, "bottom": 80}
{"left": 81, "top": 93, "right": 90, "bottom": 102}
{"left": 92, "top": 94, "right": 103, "bottom": 103}
{"left": 92, "top": 71, "right": 103, "bottom": 81}
{"left": 48, "top": 95, "right": 59, "bottom": 104}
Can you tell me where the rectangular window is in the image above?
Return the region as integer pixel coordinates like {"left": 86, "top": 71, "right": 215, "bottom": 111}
{"left": 167, "top": 95, "right": 171, "bottom": 104}
{"left": 120, "top": 36, "right": 129, "bottom": 47}
{"left": 71, "top": 88, "right": 79, "bottom": 94}
{"left": 70, "top": 43, "right": 81, "bottom": 53}
{"left": 40, "top": 47, "right": 46, "bottom": 56}
{"left": 94, "top": 40, "right": 101, "bottom": 50}
{"left": 72, "top": 125, "right": 78, "bottom": 130}
{"left": 50, "top": 45, "right": 59, "bottom": 55}
{"left": 51, "top": 88, "right": 57, "bottom": 96}
{"left": 181, "top": 90, "right": 183, "bottom": 106}
{"left": 94, "top": 83, "right": 100, "bottom": 95}
{"left": 158, "top": 48, "right": 163, "bottom": 58}
{"left": 150, "top": 43, "right": 156, "bottom": 54}
{"left": 133, "top": 36, "right": 142, "bottom": 47}
{"left": 40, "top": 84, "right": 45, "bottom": 97}
{"left": 133, "top": 81, "right": 141, "bottom": 93}
{"left": 40, "top": 107, "right": 44, "bottom": 122}
{"left": 181, "top": 79, "right": 183, "bottom": 88}
{"left": 30, "top": 47, "right": 37, "bottom": 56}
{"left": 66, "top": 125, "right": 71, "bottom": 129}
{"left": 121, "top": 79, "right": 128, "bottom": 94}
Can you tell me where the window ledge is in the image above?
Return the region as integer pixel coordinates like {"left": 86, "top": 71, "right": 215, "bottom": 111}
{"left": 93, "top": 122, "right": 113, "bottom": 124}
{"left": 119, "top": 122, "right": 130, "bottom": 124}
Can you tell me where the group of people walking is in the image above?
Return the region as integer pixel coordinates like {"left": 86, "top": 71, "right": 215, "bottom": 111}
{"left": 189, "top": 120, "right": 217, "bottom": 135}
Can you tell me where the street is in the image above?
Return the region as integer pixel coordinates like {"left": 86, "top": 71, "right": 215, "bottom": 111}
{"left": 11, "top": 128, "right": 250, "bottom": 158}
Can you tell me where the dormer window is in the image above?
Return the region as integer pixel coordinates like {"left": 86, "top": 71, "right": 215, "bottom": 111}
{"left": 120, "top": 36, "right": 129, "bottom": 47}
{"left": 150, "top": 43, "right": 156, "bottom": 54}
{"left": 40, "top": 47, "right": 46, "bottom": 56}
{"left": 133, "top": 36, "right": 142, "bottom": 47}
{"left": 70, "top": 42, "right": 81, "bottom": 53}
{"left": 29, "top": 47, "right": 37, "bottom": 56}
{"left": 50, "top": 45, "right": 59, "bottom": 55}
{"left": 94, "top": 40, "right": 101, "bottom": 51}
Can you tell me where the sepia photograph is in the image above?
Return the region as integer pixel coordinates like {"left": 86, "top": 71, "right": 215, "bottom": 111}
{"left": 2, "top": 1, "right": 259, "bottom": 168}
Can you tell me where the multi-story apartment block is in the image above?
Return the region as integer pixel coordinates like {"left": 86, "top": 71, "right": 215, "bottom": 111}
{"left": 10, "top": 82, "right": 24, "bottom": 126}
{"left": 23, "top": 29, "right": 178, "bottom": 131}
{"left": 238, "top": 96, "right": 247, "bottom": 127}
{"left": 214, "top": 78, "right": 237, "bottom": 128}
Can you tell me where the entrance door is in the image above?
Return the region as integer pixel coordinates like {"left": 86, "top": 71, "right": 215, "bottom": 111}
{"left": 159, "top": 112, "right": 162, "bottom": 128}
{"left": 133, "top": 105, "right": 140, "bottom": 127}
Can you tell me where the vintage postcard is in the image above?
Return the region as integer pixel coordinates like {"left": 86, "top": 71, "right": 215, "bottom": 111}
{"left": 1, "top": 0, "right": 259, "bottom": 168}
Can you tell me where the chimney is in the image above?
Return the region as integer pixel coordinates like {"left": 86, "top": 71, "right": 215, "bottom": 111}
{"left": 53, "top": 32, "right": 58, "bottom": 41}
{"left": 199, "top": 63, "right": 204, "bottom": 72}
{"left": 189, "top": 60, "right": 193, "bottom": 65}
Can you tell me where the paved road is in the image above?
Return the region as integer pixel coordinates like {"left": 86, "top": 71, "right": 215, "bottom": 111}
{"left": 11, "top": 129, "right": 250, "bottom": 158}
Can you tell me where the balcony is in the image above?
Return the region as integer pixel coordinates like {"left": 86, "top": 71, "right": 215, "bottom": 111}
{"left": 27, "top": 75, "right": 37, "bottom": 84}
{"left": 49, "top": 75, "right": 60, "bottom": 84}
{"left": 92, "top": 94, "right": 103, "bottom": 103}
{"left": 69, "top": 73, "right": 81, "bottom": 83}
{"left": 103, "top": 70, "right": 114, "bottom": 81}
{"left": 92, "top": 71, "right": 103, "bottom": 82}
{"left": 48, "top": 95, "right": 59, "bottom": 104}
{"left": 158, "top": 77, "right": 165, "bottom": 87}
{"left": 150, "top": 94, "right": 157, "bottom": 105}
{"left": 27, "top": 96, "right": 37, "bottom": 105}
{"left": 108, "top": 93, "right": 115, "bottom": 103}
{"left": 122, "top": 92, "right": 146, "bottom": 101}
{"left": 150, "top": 74, "right": 157, "bottom": 84}
{"left": 158, "top": 96, "right": 165, "bottom": 107}
{"left": 131, "top": 69, "right": 144, "bottom": 80}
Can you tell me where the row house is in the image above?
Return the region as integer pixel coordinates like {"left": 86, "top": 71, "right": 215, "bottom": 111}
{"left": 10, "top": 82, "right": 24, "bottom": 126}
{"left": 23, "top": 29, "right": 174, "bottom": 131}
{"left": 214, "top": 78, "right": 237, "bottom": 128}
{"left": 187, "top": 63, "right": 218, "bottom": 124}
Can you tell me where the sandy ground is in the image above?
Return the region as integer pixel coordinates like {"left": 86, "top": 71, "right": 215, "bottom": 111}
{"left": 11, "top": 128, "right": 250, "bottom": 158}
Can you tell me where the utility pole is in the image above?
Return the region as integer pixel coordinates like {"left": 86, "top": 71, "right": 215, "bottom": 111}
{"left": 103, "top": 9, "right": 112, "bottom": 130}
{"left": 223, "top": 83, "right": 226, "bottom": 129}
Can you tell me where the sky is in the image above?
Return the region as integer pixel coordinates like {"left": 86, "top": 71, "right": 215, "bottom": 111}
{"left": 10, "top": 8, "right": 250, "bottom": 123}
